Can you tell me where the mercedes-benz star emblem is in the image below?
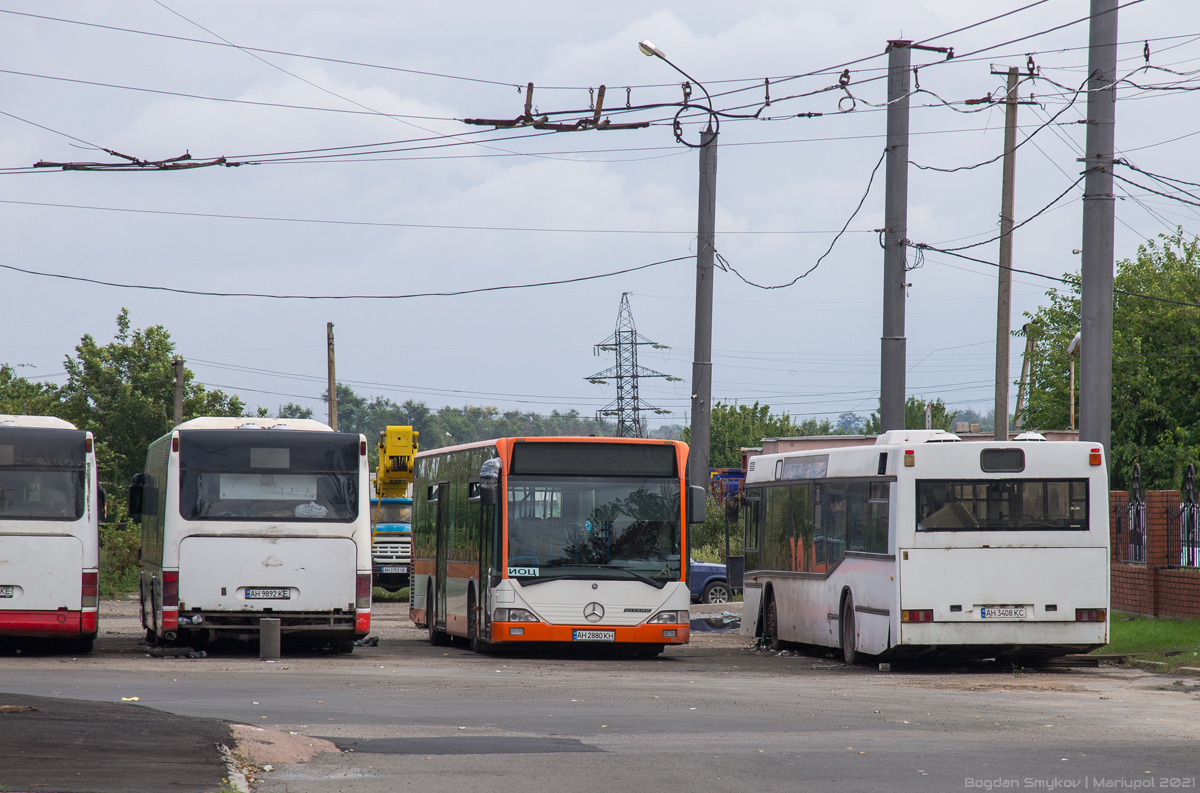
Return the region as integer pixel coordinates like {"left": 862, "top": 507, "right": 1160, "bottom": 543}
{"left": 583, "top": 602, "right": 605, "bottom": 623}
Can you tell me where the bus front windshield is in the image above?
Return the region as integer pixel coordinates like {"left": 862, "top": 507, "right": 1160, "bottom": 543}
{"left": 0, "top": 428, "right": 86, "bottom": 522}
{"left": 178, "top": 430, "right": 359, "bottom": 522}
{"left": 506, "top": 477, "right": 682, "bottom": 582}
{"left": 372, "top": 501, "right": 412, "bottom": 525}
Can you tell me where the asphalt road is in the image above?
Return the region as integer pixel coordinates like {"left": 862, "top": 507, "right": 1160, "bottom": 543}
{"left": 2, "top": 600, "right": 1199, "bottom": 793}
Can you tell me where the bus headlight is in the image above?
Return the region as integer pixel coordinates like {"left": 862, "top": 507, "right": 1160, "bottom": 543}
{"left": 494, "top": 608, "right": 538, "bottom": 623}
{"left": 648, "top": 611, "right": 687, "bottom": 624}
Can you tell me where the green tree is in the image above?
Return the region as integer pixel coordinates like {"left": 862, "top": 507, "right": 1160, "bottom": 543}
{"left": 56, "top": 309, "right": 244, "bottom": 490}
{"left": 863, "top": 396, "right": 956, "bottom": 434}
{"left": 0, "top": 364, "right": 59, "bottom": 415}
{"left": 682, "top": 401, "right": 803, "bottom": 469}
{"left": 1020, "top": 231, "right": 1200, "bottom": 489}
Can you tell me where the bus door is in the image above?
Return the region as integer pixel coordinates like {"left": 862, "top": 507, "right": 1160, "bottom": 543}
{"left": 434, "top": 481, "right": 449, "bottom": 629}
{"left": 478, "top": 494, "right": 496, "bottom": 639}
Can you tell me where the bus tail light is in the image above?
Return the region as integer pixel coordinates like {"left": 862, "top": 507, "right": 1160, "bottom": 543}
{"left": 81, "top": 571, "right": 98, "bottom": 608}
{"left": 901, "top": 609, "right": 934, "bottom": 623}
{"left": 172, "top": 436, "right": 179, "bottom": 452}
{"left": 356, "top": 573, "right": 372, "bottom": 609}
{"left": 84, "top": 437, "right": 93, "bottom": 453}
{"left": 494, "top": 608, "right": 538, "bottom": 623}
{"left": 161, "top": 571, "right": 179, "bottom": 608}
{"left": 903, "top": 450, "right": 915, "bottom": 467}
{"left": 1089, "top": 447, "right": 1102, "bottom": 466}
{"left": 360, "top": 440, "right": 368, "bottom": 456}
{"left": 1075, "top": 608, "right": 1106, "bottom": 622}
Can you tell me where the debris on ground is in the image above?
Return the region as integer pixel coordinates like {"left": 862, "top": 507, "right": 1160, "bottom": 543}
{"left": 354, "top": 636, "right": 380, "bottom": 647}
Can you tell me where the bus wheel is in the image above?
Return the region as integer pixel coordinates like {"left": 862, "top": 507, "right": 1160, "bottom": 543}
{"left": 427, "top": 585, "right": 450, "bottom": 647}
{"left": 765, "top": 592, "right": 783, "bottom": 651}
{"left": 840, "top": 594, "right": 858, "bottom": 665}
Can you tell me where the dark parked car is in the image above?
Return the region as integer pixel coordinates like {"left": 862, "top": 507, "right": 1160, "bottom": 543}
{"left": 689, "top": 559, "right": 731, "bottom": 604}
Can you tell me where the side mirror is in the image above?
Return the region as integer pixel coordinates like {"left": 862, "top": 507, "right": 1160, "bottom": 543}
{"left": 128, "top": 473, "right": 145, "bottom": 523}
{"left": 479, "top": 457, "right": 501, "bottom": 507}
{"left": 687, "top": 484, "right": 707, "bottom": 525}
{"left": 97, "top": 485, "right": 108, "bottom": 524}
{"left": 480, "top": 485, "right": 496, "bottom": 507}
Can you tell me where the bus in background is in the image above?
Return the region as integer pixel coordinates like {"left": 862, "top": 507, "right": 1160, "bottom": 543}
{"left": 0, "top": 415, "right": 103, "bottom": 652}
{"left": 411, "top": 437, "right": 701, "bottom": 656}
{"left": 371, "top": 496, "right": 413, "bottom": 592}
{"left": 740, "top": 430, "right": 1110, "bottom": 664}
{"left": 372, "top": 426, "right": 418, "bottom": 593}
{"left": 130, "top": 417, "right": 372, "bottom": 651}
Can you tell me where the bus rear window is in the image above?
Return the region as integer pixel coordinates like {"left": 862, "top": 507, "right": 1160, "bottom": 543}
{"left": 917, "top": 479, "right": 1088, "bottom": 532}
{"left": 0, "top": 428, "right": 87, "bottom": 522}
{"left": 178, "top": 430, "right": 359, "bottom": 522}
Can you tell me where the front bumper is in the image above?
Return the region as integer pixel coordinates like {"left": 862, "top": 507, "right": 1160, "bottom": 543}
{"left": 491, "top": 621, "right": 689, "bottom": 644}
{"left": 175, "top": 610, "right": 369, "bottom": 636}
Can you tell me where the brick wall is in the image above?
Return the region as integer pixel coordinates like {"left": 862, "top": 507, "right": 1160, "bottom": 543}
{"left": 1109, "top": 488, "right": 1200, "bottom": 618}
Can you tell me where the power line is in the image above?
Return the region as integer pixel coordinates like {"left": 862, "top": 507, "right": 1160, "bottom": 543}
{"left": 716, "top": 148, "right": 887, "bottom": 290}
{"left": 0, "top": 255, "right": 690, "bottom": 300}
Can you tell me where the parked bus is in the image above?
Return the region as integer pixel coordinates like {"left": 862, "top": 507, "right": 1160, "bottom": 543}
{"left": 130, "top": 417, "right": 372, "bottom": 651}
{"left": 740, "top": 430, "right": 1110, "bottom": 663}
{"left": 411, "top": 437, "right": 699, "bottom": 655}
{"left": 371, "top": 496, "right": 412, "bottom": 592}
{"left": 0, "top": 415, "right": 103, "bottom": 652}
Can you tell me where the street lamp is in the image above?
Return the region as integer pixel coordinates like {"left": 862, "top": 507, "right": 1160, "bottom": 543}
{"left": 638, "top": 40, "right": 718, "bottom": 527}
{"left": 1067, "top": 331, "right": 1081, "bottom": 432}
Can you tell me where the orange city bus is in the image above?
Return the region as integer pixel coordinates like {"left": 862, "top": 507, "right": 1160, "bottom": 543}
{"left": 410, "top": 437, "right": 699, "bottom": 655}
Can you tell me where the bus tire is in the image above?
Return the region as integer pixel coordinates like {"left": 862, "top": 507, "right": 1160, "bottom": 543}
{"left": 765, "top": 591, "right": 783, "bottom": 651}
{"left": 840, "top": 593, "right": 858, "bottom": 665}
{"left": 427, "top": 584, "right": 450, "bottom": 647}
{"left": 701, "top": 580, "right": 731, "bottom": 604}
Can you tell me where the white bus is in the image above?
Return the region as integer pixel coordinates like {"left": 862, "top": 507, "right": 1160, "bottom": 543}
{"left": 131, "top": 417, "right": 372, "bottom": 651}
{"left": 0, "top": 415, "right": 102, "bottom": 652}
{"left": 740, "top": 430, "right": 1110, "bottom": 663}
{"left": 411, "top": 437, "right": 698, "bottom": 655}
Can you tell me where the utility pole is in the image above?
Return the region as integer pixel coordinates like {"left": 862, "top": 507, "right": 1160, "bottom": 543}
{"left": 993, "top": 66, "right": 1020, "bottom": 441}
{"left": 172, "top": 358, "right": 184, "bottom": 426}
{"left": 1013, "top": 324, "right": 1037, "bottom": 429}
{"left": 326, "top": 322, "right": 338, "bottom": 431}
{"left": 1080, "top": 0, "right": 1119, "bottom": 459}
{"left": 880, "top": 40, "right": 911, "bottom": 432}
{"left": 688, "top": 129, "right": 718, "bottom": 493}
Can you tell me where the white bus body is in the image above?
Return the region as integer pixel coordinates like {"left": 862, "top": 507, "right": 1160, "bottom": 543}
{"left": 0, "top": 415, "right": 101, "bottom": 650}
{"left": 132, "top": 417, "right": 372, "bottom": 648}
{"left": 740, "top": 431, "right": 1110, "bottom": 662}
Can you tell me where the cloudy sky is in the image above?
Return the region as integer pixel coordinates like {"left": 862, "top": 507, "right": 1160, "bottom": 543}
{"left": 2, "top": 0, "right": 1196, "bottom": 429}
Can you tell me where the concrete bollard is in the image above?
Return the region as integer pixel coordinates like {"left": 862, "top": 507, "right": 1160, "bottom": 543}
{"left": 259, "top": 618, "right": 281, "bottom": 660}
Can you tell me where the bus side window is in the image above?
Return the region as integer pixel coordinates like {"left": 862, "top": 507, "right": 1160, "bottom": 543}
{"left": 744, "top": 495, "right": 761, "bottom": 550}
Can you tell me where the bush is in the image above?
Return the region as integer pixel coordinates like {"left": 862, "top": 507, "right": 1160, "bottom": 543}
{"left": 689, "top": 494, "right": 744, "bottom": 561}
{"left": 99, "top": 523, "right": 140, "bottom": 598}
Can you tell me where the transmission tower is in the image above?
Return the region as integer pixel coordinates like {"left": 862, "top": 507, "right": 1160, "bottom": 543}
{"left": 585, "top": 293, "right": 681, "bottom": 437}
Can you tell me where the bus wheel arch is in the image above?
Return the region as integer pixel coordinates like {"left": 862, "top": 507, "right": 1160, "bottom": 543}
{"left": 427, "top": 582, "right": 450, "bottom": 646}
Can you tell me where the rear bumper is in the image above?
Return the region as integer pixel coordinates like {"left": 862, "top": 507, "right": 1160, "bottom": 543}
{"left": 176, "top": 610, "right": 368, "bottom": 636}
{"left": 0, "top": 609, "right": 97, "bottom": 639}
{"left": 491, "top": 621, "right": 689, "bottom": 645}
{"left": 899, "top": 619, "right": 1107, "bottom": 648}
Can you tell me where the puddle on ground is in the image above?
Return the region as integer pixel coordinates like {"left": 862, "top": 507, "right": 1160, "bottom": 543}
{"left": 689, "top": 612, "right": 741, "bottom": 632}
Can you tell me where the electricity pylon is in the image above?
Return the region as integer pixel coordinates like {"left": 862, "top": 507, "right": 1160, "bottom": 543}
{"left": 585, "top": 293, "right": 681, "bottom": 437}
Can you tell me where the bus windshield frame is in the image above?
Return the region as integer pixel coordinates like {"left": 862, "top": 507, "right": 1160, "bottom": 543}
{"left": 177, "top": 430, "right": 360, "bottom": 523}
{"left": 0, "top": 428, "right": 87, "bottom": 523}
{"left": 505, "top": 474, "right": 683, "bottom": 584}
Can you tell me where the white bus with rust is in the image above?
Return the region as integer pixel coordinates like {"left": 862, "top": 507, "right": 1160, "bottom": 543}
{"left": 740, "top": 430, "right": 1110, "bottom": 663}
{"left": 131, "top": 417, "right": 372, "bottom": 651}
{"left": 0, "top": 415, "right": 103, "bottom": 652}
{"left": 411, "top": 437, "right": 700, "bottom": 655}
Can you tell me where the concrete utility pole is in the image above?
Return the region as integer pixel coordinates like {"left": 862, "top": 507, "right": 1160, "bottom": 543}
{"left": 172, "top": 358, "right": 184, "bottom": 426}
{"left": 880, "top": 40, "right": 911, "bottom": 432}
{"left": 1080, "top": 0, "right": 1119, "bottom": 458}
{"left": 689, "top": 129, "right": 718, "bottom": 495}
{"left": 993, "top": 67, "right": 1020, "bottom": 442}
{"left": 326, "top": 322, "right": 338, "bottom": 431}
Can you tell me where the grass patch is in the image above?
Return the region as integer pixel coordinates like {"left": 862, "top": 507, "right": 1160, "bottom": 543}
{"left": 373, "top": 586, "right": 410, "bottom": 603}
{"left": 1098, "top": 611, "right": 1200, "bottom": 672}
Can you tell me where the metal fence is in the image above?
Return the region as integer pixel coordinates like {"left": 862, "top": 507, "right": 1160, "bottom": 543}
{"left": 1116, "top": 464, "right": 1147, "bottom": 564}
{"left": 1177, "top": 464, "right": 1199, "bottom": 569}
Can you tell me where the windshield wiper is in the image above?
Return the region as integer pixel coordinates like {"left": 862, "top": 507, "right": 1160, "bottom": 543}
{"left": 558, "top": 564, "right": 668, "bottom": 589}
